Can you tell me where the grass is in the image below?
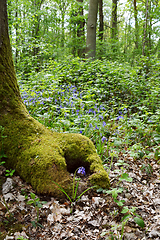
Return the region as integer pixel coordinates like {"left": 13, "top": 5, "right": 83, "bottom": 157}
{"left": 18, "top": 57, "right": 160, "bottom": 163}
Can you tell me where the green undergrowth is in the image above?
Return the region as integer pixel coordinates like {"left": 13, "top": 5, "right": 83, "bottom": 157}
{"left": 18, "top": 57, "right": 160, "bottom": 163}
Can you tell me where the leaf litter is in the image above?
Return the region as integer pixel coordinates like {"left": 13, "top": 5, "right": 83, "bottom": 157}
{"left": 0, "top": 154, "right": 160, "bottom": 240}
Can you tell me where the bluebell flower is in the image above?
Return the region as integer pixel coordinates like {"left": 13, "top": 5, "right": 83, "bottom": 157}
{"left": 81, "top": 104, "right": 84, "bottom": 109}
{"left": 117, "top": 116, "right": 124, "bottom": 120}
{"left": 102, "top": 136, "right": 107, "bottom": 142}
{"left": 103, "top": 121, "right": 106, "bottom": 127}
{"left": 77, "top": 167, "right": 86, "bottom": 175}
{"left": 95, "top": 125, "right": 99, "bottom": 130}
{"left": 99, "top": 115, "right": 104, "bottom": 120}
{"left": 80, "top": 130, "right": 83, "bottom": 134}
{"left": 89, "top": 123, "right": 93, "bottom": 128}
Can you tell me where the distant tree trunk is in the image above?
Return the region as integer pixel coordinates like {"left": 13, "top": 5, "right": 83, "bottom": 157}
{"left": 111, "top": 0, "right": 118, "bottom": 40}
{"left": 31, "top": 0, "right": 44, "bottom": 71}
{"left": 0, "top": 0, "right": 110, "bottom": 198}
{"left": 148, "top": 0, "right": 152, "bottom": 53}
{"left": 133, "top": 0, "right": 139, "bottom": 50}
{"left": 59, "top": 1, "right": 67, "bottom": 48}
{"left": 86, "top": 0, "right": 98, "bottom": 58}
{"left": 77, "top": 0, "right": 85, "bottom": 57}
{"left": 142, "top": 0, "right": 149, "bottom": 56}
{"left": 99, "top": 0, "right": 104, "bottom": 41}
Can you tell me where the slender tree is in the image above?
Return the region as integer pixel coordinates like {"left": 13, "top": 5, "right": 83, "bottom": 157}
{"left": 86, "top": 0, "right": 98, "bottom": 58}
{"left": 111, "top": 0, "right": 118, "bottom": 40}
{"left": 99, "top": 0, "right": 104, "bottom": 41}
{"left": 133, "top": 0, "right": 139, "bottom": 50}
{"left": 0, "top": 0, "right": 110, "bottom": 198}
{"left": 77, "top": 0, "right": 85, "bottom": 57}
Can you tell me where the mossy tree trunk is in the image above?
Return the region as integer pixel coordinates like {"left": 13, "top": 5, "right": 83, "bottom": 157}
{"left": 0, "top": 0, "right": 110, "bottom": 198}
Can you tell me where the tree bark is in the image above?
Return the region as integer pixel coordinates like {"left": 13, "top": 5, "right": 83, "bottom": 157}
{"left": 99, "top": 0, "right": 104, "bottom": 41}
{"left": 133, "top": 0, "right": 139, "bottom": 50}
{"left": 86, "top": 0, "right": 98, "bottom": 58}
{"left": 0, "top": 0, "right": 110, "bottom": 198}
{"left": 77, "top": 0, "right": 85, "bottom": 57}
{"left": 142, "top": 0, "right": 149, "bottom": 56}
{"left": 111, "top": 0, "right": 118, "bottom": 40}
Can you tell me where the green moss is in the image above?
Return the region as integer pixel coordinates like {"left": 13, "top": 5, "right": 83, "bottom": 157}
{"left": 0, "top": 64, "right": 5, "bottom": 72}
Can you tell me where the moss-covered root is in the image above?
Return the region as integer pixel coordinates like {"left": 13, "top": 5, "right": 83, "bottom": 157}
{"left": 59, "top": 132, "right": 110, "bottom": 189}
{"left": 2, "top": 117, "right": 110, "bottom": 198}
{"left": 17, "top": 131, "right": 110, "bottom": 198}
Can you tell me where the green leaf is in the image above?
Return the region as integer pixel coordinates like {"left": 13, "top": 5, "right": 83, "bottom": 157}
{"left": 114, "top": 199, "right": 125, "bottom": 206}
{"left": 27, "top": 200, "right": 34, "bottom": 205}
{"left": 134, "top": 217, "right": 145, "bottom": 228}
{"left": 37, "top": 222, "right": 45, "bottom": 229}
{"left": 130, "top": 206, "right": 137, "bottom": 213}
{"left": 121, "top": 214, "right": 132, "bottom": 222}
{"left": 31, "top": 221, "right": 37, "bottom": 228}
{"left": 30, "top": 192, "right": 36, "bottom": 200}
{"left": 119, "top": 173, "right": 133, "bottom": 182}
{"left": 121, "top": 206, "right": 129, "bottom": 213}
{"left": 52, "top": 181, "right": 72, "bottom": 203}
{"left": 96, "top": 188, "right": 104, "bottom": 193}
{"left": 0, "top": 153, "right": 7, "bottom": 158}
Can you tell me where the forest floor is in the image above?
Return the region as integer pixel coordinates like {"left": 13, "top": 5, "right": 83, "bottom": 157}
{"left": 0, "top": 153, "right": 160, "bottom": 240}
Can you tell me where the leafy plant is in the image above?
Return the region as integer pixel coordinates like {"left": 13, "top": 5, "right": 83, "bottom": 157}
{"left": 52, "top": 167, "right": 96, "bottom": 213}
{"left": 1, "top": 196, "right": 14, "bottom": 220}
{"left": 140, "top": 163, "right": 153, "bottom": 175}
{"left": 5, "top": 169, "right": 15, "bottom": 177}
{"left": 17, "top": 236, "right": 28, "bottom": 240}
{"left": 27, "top": 192, "right": 47, "bottom": 228}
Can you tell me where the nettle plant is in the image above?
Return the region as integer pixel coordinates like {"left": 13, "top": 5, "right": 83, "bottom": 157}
{"left": 27, "top": 192, "right": 47, "bottom": 228}
{"left": 99, "top": 159, "right": 144, "bottom": 239}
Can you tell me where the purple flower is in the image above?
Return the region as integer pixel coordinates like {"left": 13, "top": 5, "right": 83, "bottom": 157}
{"left": 99, "top": 115, "right": 104, "bottom": 120}
{"left": 95, "top": 125, "right": 99, "bottom": 130}
{"left": 117, "top": 116, "right": 124, "bottom": 120}
{"left": 102, "top": 136, "right": 107, "bottom": 142}
{"left": 77, "top": 167, "right": 86, "bottom": 175}
{"left": 80, "top": 130, "right": 83, "bottom": 134}
{"left": 103, "top": 121, "right": 106, "bottom": 127}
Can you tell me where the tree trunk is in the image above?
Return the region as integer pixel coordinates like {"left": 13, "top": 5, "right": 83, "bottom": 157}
{"left": 133, "top": 0, "right": 139, "bottom": 50}
{"left": 99, "top": 0, "right": 104, "bottom": 41}
{"left": 86, "top": 0, "right": 98, "bottom": 58}
{"left": 77, "top": 0, "right": 85, "bottom": 57}
{"left": 0, "top": 0, "right": 110, "bottom": 198}
{"left": 142, "top": 0, "right": 149, "bottom": 56}
{"left": 111, "top": 0, "right": 118, "bottom": 40}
